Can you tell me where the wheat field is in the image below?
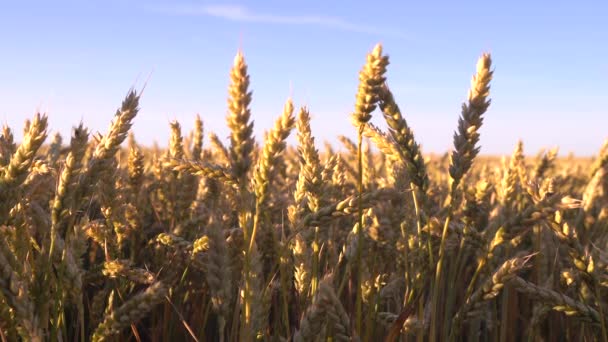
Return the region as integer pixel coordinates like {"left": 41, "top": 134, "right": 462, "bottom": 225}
{"left": 0, "top": 44, "right": 607, "bottom": 342}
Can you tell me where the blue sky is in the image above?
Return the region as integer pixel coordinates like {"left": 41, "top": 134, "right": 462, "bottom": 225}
{"left": 0, "top": 0, "right": 606, "bottom": 155}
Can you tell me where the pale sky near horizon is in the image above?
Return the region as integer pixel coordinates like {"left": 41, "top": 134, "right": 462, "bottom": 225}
{"left": 0, "top": 0, "right": 606, "bottom": 156}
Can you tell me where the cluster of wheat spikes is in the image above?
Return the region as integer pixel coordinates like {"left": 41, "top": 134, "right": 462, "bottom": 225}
{"left": 1, "top": 44, "right": 607, "bottom": 342}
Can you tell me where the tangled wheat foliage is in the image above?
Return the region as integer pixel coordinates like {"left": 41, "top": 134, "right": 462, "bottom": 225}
{"left": 0, "top": 44, "right": 606, "bottom": 342}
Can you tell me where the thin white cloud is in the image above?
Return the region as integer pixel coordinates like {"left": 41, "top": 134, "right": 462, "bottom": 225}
{"left": 149, "top": 4, "right": 406, "bottom": 37}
